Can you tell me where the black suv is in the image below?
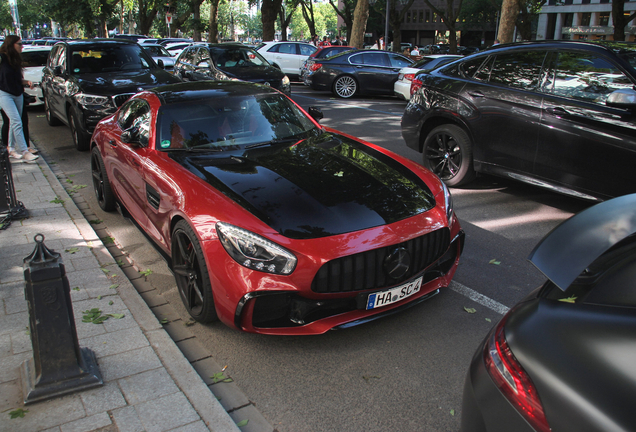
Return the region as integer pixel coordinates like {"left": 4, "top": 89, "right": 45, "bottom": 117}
{"left": 402, "top": 41, "right": 636, "bottom": 201}
{"left": 42, "top": 39, "right": 180, "bottom": 150}
{"left": 174, "top": 43, "right": 291, "bottom": 95}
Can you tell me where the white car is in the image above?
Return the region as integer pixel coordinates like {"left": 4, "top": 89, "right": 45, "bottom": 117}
{"left": 22, "top": 45, "right": 53, "bottom": 106}
{"left": 256, "top": 41, "right": 317, "bottom": 80}
{"left": 394, "top": 54, "right": 462, "bottom": 101}
{"left": 165, "top": 42, "right": 195, "bottom": 58}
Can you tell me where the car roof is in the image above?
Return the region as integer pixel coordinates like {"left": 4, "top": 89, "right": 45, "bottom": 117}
{"left": 151, "top": 81, "right": 280, "bottom": 106}
{"left": 55, "top": 38, "right": 139, "bottom": 47}
{"left": 483, "top": 40, "right": 636, "bottom": 55}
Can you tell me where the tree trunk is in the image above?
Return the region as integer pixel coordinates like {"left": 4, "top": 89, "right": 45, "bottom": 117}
{"left": 498, "top": 0, "right": 518, "bottom": 43}
{"left": 301, "top": 0, "right": 317, "bottom": 39}
{"left": 350, "top": 0, "right": 370, "bottom": 48}
{"left": 208, "top": 0, "right": 220, "bottom": 42}
{"left": 262, "top": 0, "right": 283, "bottom": 41}
{"left": 611, "top": 0, "right": 635, "bottom": 41}
{"left": 193, "top": 2, "right": 201, "bottom": 41}
{"left": 136, "top": 0, "right": 158, "bottom": 36}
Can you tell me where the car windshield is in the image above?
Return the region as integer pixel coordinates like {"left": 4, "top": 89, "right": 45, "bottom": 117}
{"left": 144, "top": 46, "right": 172, "bottom": 57}
{"left": 156, "top": 92, "right": 319, "bottom": 151}
{"left": 70, "top": 45, "right": 152, "bottom": 74}
{"left": 210, "top": 46, "right": 269, "bottom": 69}
{"left": 22, "top": 51, "right": 50, "bottom": 67}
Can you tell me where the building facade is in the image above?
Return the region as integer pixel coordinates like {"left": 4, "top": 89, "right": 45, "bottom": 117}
{"left": 537, "top": 0, "right": 636, "bottom": 41}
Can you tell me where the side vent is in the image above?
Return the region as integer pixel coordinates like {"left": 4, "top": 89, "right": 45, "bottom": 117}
{"left": 146, "top": 184, "right": 160, "bottom": 210}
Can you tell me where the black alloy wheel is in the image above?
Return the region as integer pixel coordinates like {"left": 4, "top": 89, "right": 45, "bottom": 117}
{"left": 423, "top": 124, "right": 475, "bottom": 187}
{"left": 171, "top": 220, "right": 218, "bottom": 323}
{"left": 90, "top": 147, "right": 116, "bottom": 212}
{"left": 44, "top": 95, "right": 62, "bottom": 126}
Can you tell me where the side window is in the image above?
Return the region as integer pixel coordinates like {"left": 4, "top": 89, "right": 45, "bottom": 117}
{"left": 545, "top": 51, "right": 633, "bottom": 105}
{"left": 278, "top": 44, "right": 296, "bottom": 55}
{"left": 299, "top": 44, "right": 316, "bottom": 56}
{"left": 488, "top": 51, "right": 547, "bottom": 90}
{"left": 350, "top": 54, "right": 364, "bottom": 65}
{"left": 197, "top": 48, "right": 211, "bottom": 67}
{"left": 48, "top": 46, "right": 62, "bottom": 68}
{"left": 183, "top": 47, "right": 198, "bottom": 65}
{"left": 267, "top": 44, "right": 280, "bottom": 53}
{"left": 461, "top": 56, "right": 489, "bottom": 79}
{"left": 388, "top": 54, "right": 412, "bottom": 68}
{"left": 58, "top": 48, "right": 67, "bottom": 73}
{"left": 362, "top": 53, "right": 388, "bottom": 66}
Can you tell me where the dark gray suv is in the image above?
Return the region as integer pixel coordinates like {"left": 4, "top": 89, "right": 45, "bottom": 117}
{"left": 402, "top": 41, "right": 636, "bottom": 201}
{"left": 42, "top": 39, "right": 180, "bottom": 150}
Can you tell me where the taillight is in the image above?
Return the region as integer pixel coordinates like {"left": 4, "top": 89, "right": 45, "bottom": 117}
{"left": 404, "top": 73, "right": 415, "bottom": 82}
{"left": 309, "top": 63, "right": 322, "bottom": 72}
{"left": 484, "top": 316, "right": 551, "bottom": 432}
{"left": 410, "top": 77, "right": 423, "bottom": 96}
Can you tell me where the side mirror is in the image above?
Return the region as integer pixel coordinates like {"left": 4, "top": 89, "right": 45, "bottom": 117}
{"left": 53, "top": 65, "right": 64, "bottom": 76}
{"left": 308, "top": 106, "right": 323, "bottom": 123}
{"left": 606, "top": 88, "right": 636, "bottom": 110}
{"left": 121, "top": 127, "right": 139, "bottom": 145}
{"left": 157, "top": 59, "right": 165, "bottom": 69}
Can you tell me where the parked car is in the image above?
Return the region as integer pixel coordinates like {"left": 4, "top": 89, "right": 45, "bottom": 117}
{"left": 256, "top": 41, "right": 317, "bottom": 79}
{"left": 174, "top": 43, "right": 291, "bottom": 94}
{"left": 301, "top": 45, "right": 356, "bottom": 84}
{"left": 402, "top": 41, "right": 636, "bottom": 200}
{"left": 461, "top": 193, "right": 636, "bottom": 432}
{"left": 21, "top": 45, "right": 53, "bottom": 106}
{"left": 142, "top": 43, "right": 177, "bottom": 72}
{"left": 90, "top": 80, "right": 464, "bottom": 335}
{"left": 165, "top": 42, "right": 194, "bottom": 57}
{"left": 457, "top": 46, "right": 480, "bottom": 55}
{"left": 41, "top": 39, "right": 180, "bottom": 151}
{"left": 113, "top": 34, "right": 149, "bottom": 43}
{"left": 394, "top": 54, "right": 462, "bottom": 100}
{"left": 307, "top": 49, "right": 413, "bottom": 98}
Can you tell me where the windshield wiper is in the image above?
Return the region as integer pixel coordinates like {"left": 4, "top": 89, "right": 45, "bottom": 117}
{"left": 246, "top": 137, "right": 302, "bottom": 149}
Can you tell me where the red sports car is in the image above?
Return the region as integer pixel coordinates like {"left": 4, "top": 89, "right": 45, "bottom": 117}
{"left": 90, "top": 81, "right": 464, "bottom": 335}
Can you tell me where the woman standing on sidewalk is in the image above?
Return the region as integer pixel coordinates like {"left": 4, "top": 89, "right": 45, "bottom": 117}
{"left": 0, "top": 35, "right": 38, "bottom": 162}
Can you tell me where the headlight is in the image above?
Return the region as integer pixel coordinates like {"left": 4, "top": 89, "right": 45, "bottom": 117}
{"left": 441, "top": 181, "right": 454, "bottom": 223}
{"left": 74, "top": 93, "right": 111, "bottom": 107}
{"left": 216, "top": 222, "right": 297, "bottom": 275}
{"left": 282, "top": 75, "right": 290, "bottom": 85}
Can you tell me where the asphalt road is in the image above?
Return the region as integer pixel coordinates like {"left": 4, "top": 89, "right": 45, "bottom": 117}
{"left": 26, "top": 84, "right": 592, "bottom": 432}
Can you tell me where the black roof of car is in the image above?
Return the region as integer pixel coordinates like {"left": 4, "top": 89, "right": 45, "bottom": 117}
{"left": 151, "top": 81, "right": 280, "bottom": 106}
{"left": 483, "top": 40, "right": 636, "bottom": 54}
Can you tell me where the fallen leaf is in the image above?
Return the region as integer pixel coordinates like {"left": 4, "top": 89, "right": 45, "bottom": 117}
{"left": 9, "top": 408, "right": 28, "bottom": 419}
{"left": 236, "top": 419, "right": 249, "bottom": 427}
{"left": 464, "top": 307, "right": 477, "bottom": 314}
{"left": 489, "top": 259, "right": 501, "bottom": 265}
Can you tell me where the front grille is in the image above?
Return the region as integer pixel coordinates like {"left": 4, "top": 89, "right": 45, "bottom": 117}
{"left": 112, "top": 93, "right": 135, "bottom": 107}
{"left": 311, "top": 228, "right": 450, "bottom": 294}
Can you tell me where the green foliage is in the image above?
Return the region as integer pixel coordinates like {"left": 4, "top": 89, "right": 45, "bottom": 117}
{"left": 9, "top": 408, "right": 28, "bottom": 419}
{"left": 290, "top": 3, "right": 338, "bottom": 40}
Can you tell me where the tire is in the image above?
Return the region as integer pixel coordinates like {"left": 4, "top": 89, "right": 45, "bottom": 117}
{"left": 44, "top": 95, "right": 62, "bottom": 126}
{"left": 422, "top": 124, "right": 475, "bottom": 187}
{"left": 172, "top": 220, "right": 218, "bottom": 323}
{"left": 90, "top": 147, "right": 116, "bottom": 212}
{"left": 333, "top": 75, "right": 357, "bottom": 98}
{"left": 69, "top": 108, "right": 90, "bottom": 151}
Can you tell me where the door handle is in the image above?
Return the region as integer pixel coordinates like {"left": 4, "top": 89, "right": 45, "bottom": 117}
{"left": 546, "top": 107, "right": 569, "bottom": 116}
{"left": 467, "top": 91, "right": 485, "bottom": 98}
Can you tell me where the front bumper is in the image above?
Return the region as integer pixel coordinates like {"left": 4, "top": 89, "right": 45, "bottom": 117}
{"left": 223, "top": 228, "right": 464, "bottom": 335}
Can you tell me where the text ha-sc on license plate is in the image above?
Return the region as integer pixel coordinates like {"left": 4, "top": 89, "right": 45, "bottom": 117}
{"left": 366, "top": 276, "right": 423, "bottom": 310}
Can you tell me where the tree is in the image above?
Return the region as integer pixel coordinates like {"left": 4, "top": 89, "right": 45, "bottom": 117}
{"left": 279, "top": 0, "right": 299, "bottom": 41}
{"left": 422, "top": 0, "right": 464, "bottom": 53}
{"left": 497, "top": 0, "right": 518, "bottom": 42}
{"left": 262, "top": 0, "right": 284, "bottom": 41}
{"left": 136, "top": 0, "right": 162, "bottom": 36}
{"left": 350, "top": 0, "right": 370, "bottom": 48}
{"left": 328, "top": 0, "right": 356, "bottom": 40}
{"left": 612, "top": 0, "right": 636, "bottom": 41}
{"left": 377, "top": 0, "right": 416, "bottom": 51}
{"left": 299, "top": 0, "right": 318, "bottom": 39}
{"left": 516, "top": 0, "right": 546, "bottom": 41}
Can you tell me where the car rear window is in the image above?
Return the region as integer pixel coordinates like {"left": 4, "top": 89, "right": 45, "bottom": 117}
{"left": 22, "top": 51, "right": 50, "bottom": 67}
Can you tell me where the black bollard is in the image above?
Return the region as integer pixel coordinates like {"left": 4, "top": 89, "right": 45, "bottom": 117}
{"left": 21, "top": 234, "right": 103, "bottom": 404}
{"left": 0, "top": 145, "right": 27, "bottom": 230}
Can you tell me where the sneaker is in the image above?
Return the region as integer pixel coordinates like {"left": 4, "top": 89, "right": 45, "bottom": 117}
{"left": 22, "top": 151, "right": 39, "bottom": 162}
{"left": 28, "top": 148, "right": 38, "bottom": 154}
{"left": 8, "top": 149, "right": 23, "bottom": 159}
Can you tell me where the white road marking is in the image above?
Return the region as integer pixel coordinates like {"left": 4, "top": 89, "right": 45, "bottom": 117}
{"left": 450, "top": 281, "right": 510, "bottom": 315}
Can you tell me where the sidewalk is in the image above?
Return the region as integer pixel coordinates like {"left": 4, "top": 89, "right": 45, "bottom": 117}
{"left": 0, "top": 154, "right": 242, "bottom": 432}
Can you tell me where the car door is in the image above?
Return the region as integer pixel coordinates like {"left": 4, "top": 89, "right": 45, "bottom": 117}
{"left": 459, "top": 50, "right": 547, "bottom": 175}
{"left": 46, "top": 45, "right": 68, "bottom": 121}
{"left": 536, "top": 50, "right": 636, "bottom": 199}
{"left": 105, "top": 99, "right": 152, "bottom": 230}
{"left": 271, "top": 43, "right": 298, "bottom": 75}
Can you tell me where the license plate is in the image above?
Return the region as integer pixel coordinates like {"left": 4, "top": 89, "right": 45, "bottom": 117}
{"left": 366, "top": 277, "right": 423, "bottom": 310}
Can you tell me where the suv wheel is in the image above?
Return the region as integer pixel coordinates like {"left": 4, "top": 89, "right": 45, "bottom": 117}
{"left": 69, "top": 109, "right": 90, "bottom": 151}
{"left": 423, "top": 124, "right": 475, "bottom": 187}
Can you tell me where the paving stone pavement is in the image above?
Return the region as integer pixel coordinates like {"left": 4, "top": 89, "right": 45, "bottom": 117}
{"left": 0, "top": 154, "right": 245, "bottom": 432}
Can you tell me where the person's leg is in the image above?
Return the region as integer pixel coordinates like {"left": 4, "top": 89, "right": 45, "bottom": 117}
{"left": 22, "top": 94, "right": 30, "bottom": 147}
{"left": 1, "top": 108, "right": 8, "bottom": 148}
{"left": 0, "top": 91, "right": 28, "bottom": 154}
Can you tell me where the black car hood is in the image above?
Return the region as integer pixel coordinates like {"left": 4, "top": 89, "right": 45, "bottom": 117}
{"left": 172, "top": 132, "right": 436, "bottom": 239}
{"left": 528, "top": 194, "right": 636, "bottom": 290}
{"left": 74, "top": 69, "right": 179, "bottom": 95}
{"left": 219, "top": 65, "right": 285, "bottom": 83}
